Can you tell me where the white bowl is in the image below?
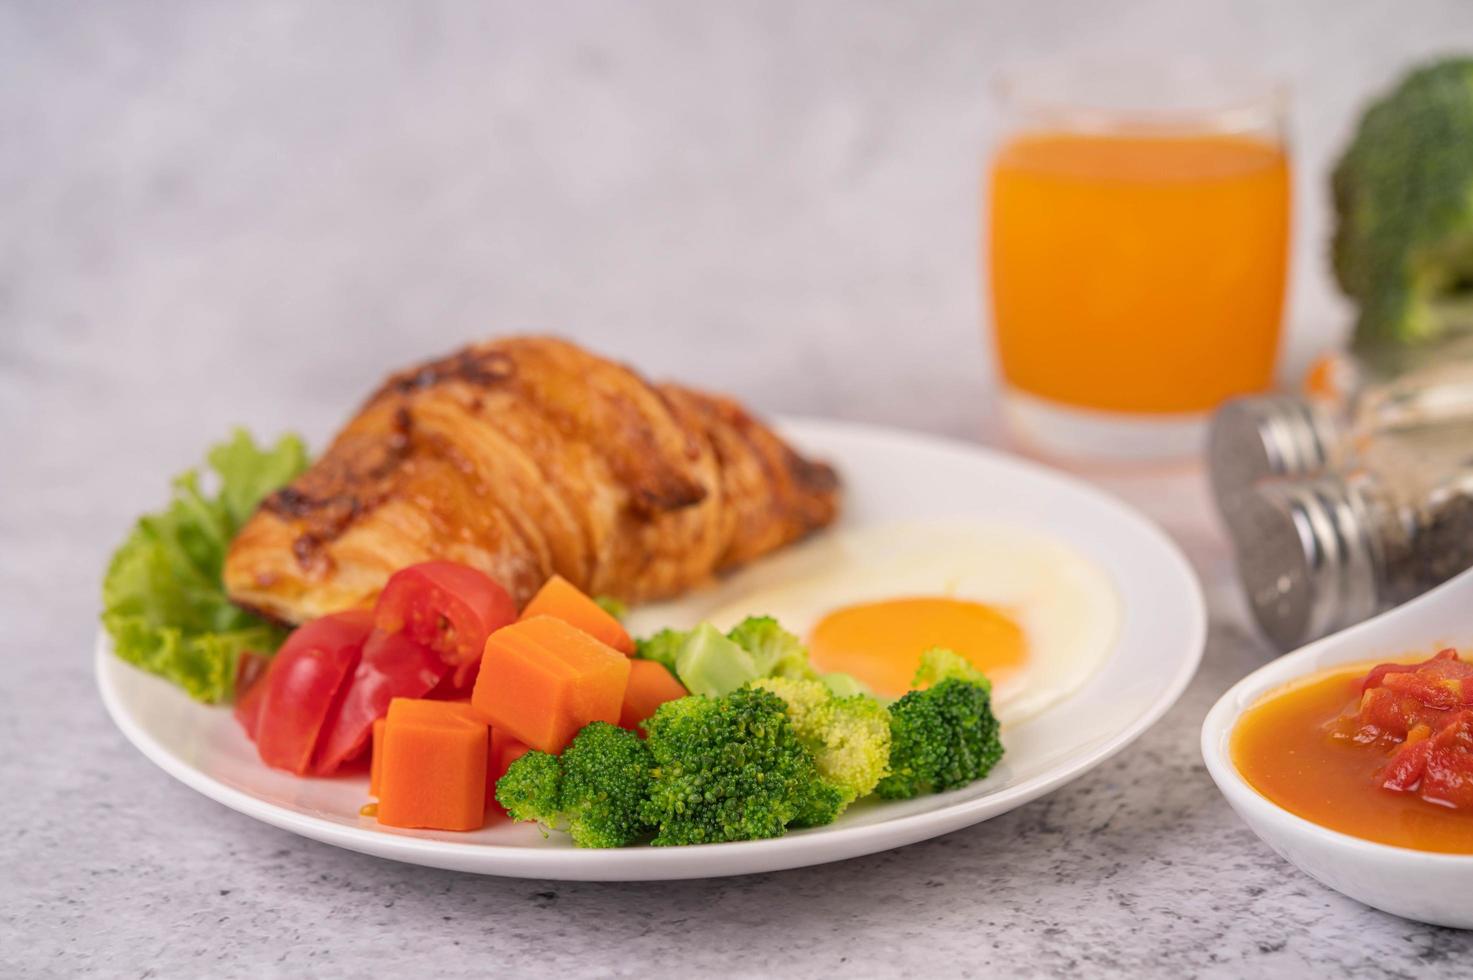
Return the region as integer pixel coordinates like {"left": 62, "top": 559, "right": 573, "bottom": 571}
{"left": 1202, "top": 566, "right": 1473, "bottom": 929}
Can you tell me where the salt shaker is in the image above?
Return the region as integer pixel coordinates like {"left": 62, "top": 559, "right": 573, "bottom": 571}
{"left": 1229, "top": 420, "right": 1473, "bottom": 650}
{"left": 1208, "top": 345, "right": 1473, "bottom": 531}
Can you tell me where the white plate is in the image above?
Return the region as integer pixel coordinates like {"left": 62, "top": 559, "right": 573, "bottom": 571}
{"left": 97, "top": 418, "right": 1205, "bottom": 881}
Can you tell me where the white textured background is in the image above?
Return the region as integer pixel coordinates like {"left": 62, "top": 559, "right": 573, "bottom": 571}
{"left": 5, "top": 2, "right": 1473, "bottom": 977}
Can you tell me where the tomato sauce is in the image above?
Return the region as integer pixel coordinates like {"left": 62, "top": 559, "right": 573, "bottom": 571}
{"left": 1231, "top": 651, "right": 1473, "bottom": 854}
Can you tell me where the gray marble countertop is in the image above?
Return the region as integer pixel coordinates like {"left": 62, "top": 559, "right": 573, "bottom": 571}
{"left": 7, "top": 2, "right": 1473, "bottom": 976}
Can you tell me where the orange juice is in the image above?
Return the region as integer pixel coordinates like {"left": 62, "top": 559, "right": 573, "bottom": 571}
{"left": 989, "top": 132, "right": 1289, "bottom": 414}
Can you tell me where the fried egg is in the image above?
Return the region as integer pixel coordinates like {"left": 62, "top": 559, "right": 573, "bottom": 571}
{"left": 689, "top": 521, "right": 1119, "bottom": 725}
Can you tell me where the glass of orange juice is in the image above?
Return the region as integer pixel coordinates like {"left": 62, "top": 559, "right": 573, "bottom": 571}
{"left": 988, "top": 62, "right": 1290, "bottom": 460}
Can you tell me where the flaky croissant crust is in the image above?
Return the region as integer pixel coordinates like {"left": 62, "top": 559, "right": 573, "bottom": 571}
{"left": 223, "top": 336, "right": 840, "bottom": 623}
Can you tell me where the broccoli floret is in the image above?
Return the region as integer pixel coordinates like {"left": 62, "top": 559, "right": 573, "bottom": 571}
{"left": 913, "top": 646, "right": 992, "bottom": 693}
{"left": 790, "top": 779, "right": 848, "bottom": 829}
{"left": 727, "top": 615, "right": 819, "bottom": 681}
{"left": 815, "top": 695, "right": 893, "bottom": 800}
{"left": 557, "top": 722, "right": 654, "bottom": 848}
{"left": 875, "top": 678, "right": 1003, "bottom": 800}
{"left": 751, "top": 676, "right": 892, "bottom": 806}
{"left": 495, "top": 750, "right": 563, "bottom": 831}
{"left": 640, "top": 616, "right": 819, "bottom": 695}
{"left": 641, "top": 687, "right": 842, "bottom": 844}
{"left": 494, "top": 723, "right": 654, "bottom": 848}
{"left": 1332, "top": 58, "right": 1473, "bottom": 351}
{"left": 676, "top": 623, "right": 761, "bottom": 696}
{"left": 820, "top": 672, "right": 874, "bottom": 699}
{"left": 634, "top": 627, "right": 689, "bottom": 675}
{"left": 750, "top": 675, "right": 833, "bottom": 723}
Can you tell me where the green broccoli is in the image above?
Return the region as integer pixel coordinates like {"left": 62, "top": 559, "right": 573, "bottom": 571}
{"left": 637, "top": 616, "right": 820, "bottom": 696}
{"left": 1332, "top": 57, "right": 1473, "bottom": 351}
{"left": 791, "top": 778, "right": 848, "bottom": 829}
{"left": 495, "top": 750, "right": 563, "bottom": 831}
{"left": 751, "top": 676, "right": 892, "bottom": 806}
{"left": 874, "top": 678, "right": 1003, "bottom": 800}
{"left": 495, "top": 723, "right": 654, "bottom": 848}
{"left": 634, "top": 627, "right": 689, "bottom": 675}
{"left": 641, "top": 686, "right": 843, "bottom": 844}
{"left": 676, "top": 622, "right": 761, "bottom": 696}
{"left": 912, "top": 646, "right": 991, "bottom": 692}
{"left": 727, "top": 615, "right": 819, "bottom": 680}
{"left": 820, "top": 672, "right": 874, "bottom": 699}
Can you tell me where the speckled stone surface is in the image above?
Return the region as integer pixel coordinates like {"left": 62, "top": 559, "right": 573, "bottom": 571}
{"left": 6, "top": 2, "right": 1473, "bottom": 977}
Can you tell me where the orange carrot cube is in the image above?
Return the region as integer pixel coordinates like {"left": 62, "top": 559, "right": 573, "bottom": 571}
{"left": 520, "top": 575, "right": 634, "bottom": 654}
{"left": 486, "top": 727, "right": 532, "bottom": 814}
{"left": 471, "top": 615, "right": 631, "bottom": 753}
{"left": 376, "top": 698, "right": 489, "bottom": 831}
{"left": 619, "top": 659, "right": 688, "bottom": 732}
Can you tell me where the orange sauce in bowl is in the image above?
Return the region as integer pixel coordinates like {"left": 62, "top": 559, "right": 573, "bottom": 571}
{"left": 1231, "top": 663, "right": 1473, "bottom": 854}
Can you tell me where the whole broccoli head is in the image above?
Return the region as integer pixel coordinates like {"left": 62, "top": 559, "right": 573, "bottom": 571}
{"left": 751, "top": 676, "right": 892, "bottom": 806}
{"left": 875, "top": 678, "right": 1003, "bottom": 800}
{"left": 1332, "top": 58, "right": 1473, "bottom": 351}
{"left": 727, "top": 615, "right": 819, "bottom": 681}
{"left": 495, "top": 722, "right": 654, "bottom": 848}
{"left": 641, "top": 686, "right": 842, "bottom": 844}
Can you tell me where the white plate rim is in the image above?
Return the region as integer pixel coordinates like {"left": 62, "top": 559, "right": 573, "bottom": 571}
{"left": 97, "top": 416, "right": 1206, "bottom": 880}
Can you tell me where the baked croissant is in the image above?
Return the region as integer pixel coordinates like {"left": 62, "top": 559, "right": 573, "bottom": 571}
{"left": 223, "top": 336, "right": 840, "bottom": 623}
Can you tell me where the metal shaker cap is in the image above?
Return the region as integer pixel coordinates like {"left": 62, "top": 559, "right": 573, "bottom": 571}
{"left": 1229, "top": 475, "right": 1383, "bottom": 651}
{"left": 1207, "top": 396, "right": 1339, "bottom": 523}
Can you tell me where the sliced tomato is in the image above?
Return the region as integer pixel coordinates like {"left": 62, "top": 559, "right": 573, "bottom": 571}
{"left": 233, "top": 650, "right": 273, "bottom": 742}
{"left": 1421, "top": 711, "right": 1473, "bottom": 809}
{"left": 373, "top": 561, "right": 517, "bottom": 686}
{"left": 1363, "top": 648, "right": 1459, "bottom": 692}
{"left": 1381, "top": 724, "right": 1433, "bottom": 792}
{"left": 311, "top": 629, "right": 450, "bottom": 775}
{"left": 254, "top": 610, "right": 374, "bottom": 775}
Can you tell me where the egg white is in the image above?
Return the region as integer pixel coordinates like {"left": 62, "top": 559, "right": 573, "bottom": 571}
{"left": 624, "top": 520, "right": 1120, "bottom": 725}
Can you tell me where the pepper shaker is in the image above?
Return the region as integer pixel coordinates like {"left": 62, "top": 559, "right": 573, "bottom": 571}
{"left": 1227, "top": 421, "right": 1473, "bottom": 650}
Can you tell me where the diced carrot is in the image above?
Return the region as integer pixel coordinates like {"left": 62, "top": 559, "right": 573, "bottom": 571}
{"left": 520, "top": 575, "right": 634, "bottom": 655}
{"left": 369, "top": 717, "right": 387, "bottom": 797}
{"left": 471, "top": 615, "right": 632, "bottom": 753}
{"left": 619, "top": 659, "right": 688, "bottom": 732}
{"left": 486, "top": 727, "right": 532, "bottom": 814}
{"left": 376, "top": 698, "right": 489, "bottom": 831}
{"left": 489, "top": 728, "right": 531, "bottom": 784}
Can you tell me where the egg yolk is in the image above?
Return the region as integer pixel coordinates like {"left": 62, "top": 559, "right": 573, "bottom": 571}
{"left": 808, "top": 597, "right": 1025, "bottom": 696}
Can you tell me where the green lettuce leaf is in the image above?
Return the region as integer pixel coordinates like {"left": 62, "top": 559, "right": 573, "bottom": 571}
{"left": 101, "top": 429, "right": 309, "bottom": 702}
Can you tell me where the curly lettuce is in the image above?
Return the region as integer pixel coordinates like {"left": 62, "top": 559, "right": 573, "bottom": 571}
{"left": 101, "top": 429, "right": 309, "bottom": 702}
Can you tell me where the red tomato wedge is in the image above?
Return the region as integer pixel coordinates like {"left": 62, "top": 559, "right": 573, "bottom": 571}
{"left": 373, "top": 562, "right": 517, "bottom": 689}
{"left": 253, "top": 610, "right": 374, "bottom": 775}
{"left": 1363, "top": 648, "right": 1459, "bottom": 693}
{"left": 312, "top": 629, "right": 449, "bottom": 775}
{"left": 233, "top": 650, "right": 273, "bottom": 741}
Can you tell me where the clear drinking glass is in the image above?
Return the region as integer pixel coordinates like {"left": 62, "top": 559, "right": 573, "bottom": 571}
{"left": 987, "top": 62, "right": 1291, "bottom": 461}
